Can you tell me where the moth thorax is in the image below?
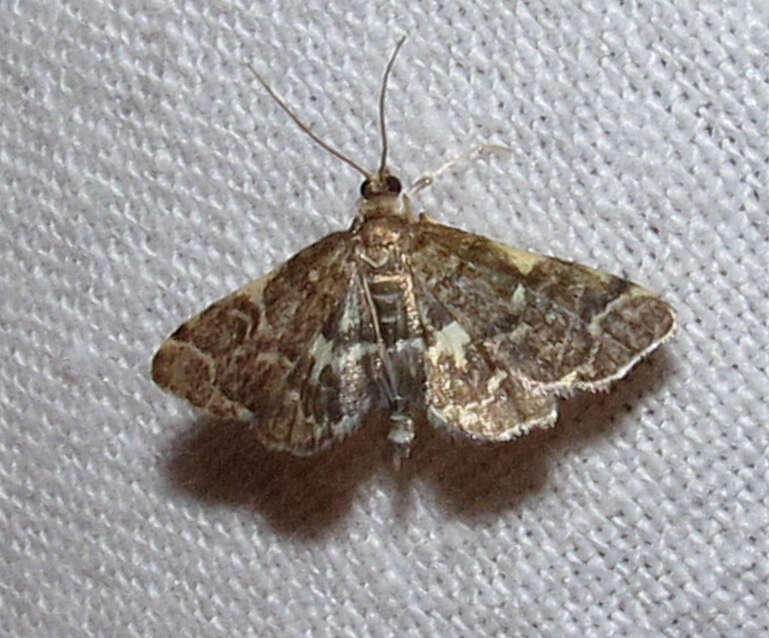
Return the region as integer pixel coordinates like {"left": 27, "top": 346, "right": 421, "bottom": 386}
{"left": 356, "top": 215, "right": 409, "bottom": 269}
{"left": 357, "top": 194, "right": 406, "bottom": 222}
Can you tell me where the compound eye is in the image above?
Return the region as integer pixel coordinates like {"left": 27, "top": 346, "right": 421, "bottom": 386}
{"left": 360, "top": 175, "right": 402, "bottom": 199}
{"left": 385, "top": 175, "right": 402, "bottom": 195}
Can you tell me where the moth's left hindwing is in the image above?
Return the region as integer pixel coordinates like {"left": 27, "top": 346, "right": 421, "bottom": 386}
{"left": 152, "top": 231, "right": 380, "bottom": 454}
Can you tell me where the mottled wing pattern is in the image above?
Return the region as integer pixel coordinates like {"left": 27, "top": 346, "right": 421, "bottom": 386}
{"left": 409, "top": 220, "right": 676, "bottom": 441}
{"left": 152, "top": 232, "right": 382, "bottom": 455}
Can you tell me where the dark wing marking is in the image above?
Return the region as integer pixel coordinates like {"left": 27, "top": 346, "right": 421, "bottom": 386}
{"left": 413, "top": 276, "right": 558, "bottom": 440}
{"left": 408, "top": 219, "right": 675, "bottom": 439}
{"left": 152, "top": 232, "right": 382, "bottom": 455}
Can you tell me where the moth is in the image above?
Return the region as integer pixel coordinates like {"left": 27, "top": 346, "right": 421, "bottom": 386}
{"left": 152, "top": 39, "right": 676, "bottom": 465}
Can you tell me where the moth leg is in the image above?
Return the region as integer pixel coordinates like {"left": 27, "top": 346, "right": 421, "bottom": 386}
{"left": 387, "top": 414, "right": 414, "bottom": 470}
{"left": 386, "top": 391, "right": 420, "bottom": 470}
{"left": 406, "top": 144, "right": 513, "bottom": 195}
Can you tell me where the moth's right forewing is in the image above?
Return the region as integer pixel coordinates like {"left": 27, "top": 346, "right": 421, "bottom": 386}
{"left": 152, "top": 231, "right": 381, "bottom": 454}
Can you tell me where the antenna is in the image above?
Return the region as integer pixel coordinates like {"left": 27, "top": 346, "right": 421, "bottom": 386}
{"left": 247, "top": 37, "right": 407, "bottom": 181}
{"left": 247, "top": 63, "right": 369, "bottom": 178}
{"left": 377, "top": 36, "right": 406, "bottom": 178}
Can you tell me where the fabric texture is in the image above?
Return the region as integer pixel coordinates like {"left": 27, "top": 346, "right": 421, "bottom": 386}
{"left": 2, "top": 1, "right": 768, "bottom": 636}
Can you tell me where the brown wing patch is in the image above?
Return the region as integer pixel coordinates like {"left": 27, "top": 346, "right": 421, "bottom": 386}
{"left": 411, "top": 276, "right": 557, "bottom": 440}
{"left": 410, "top": 220, "right": 676, "bottom": 401}
{"left": 152, "top": 231, "right": 381, "bottom": 454}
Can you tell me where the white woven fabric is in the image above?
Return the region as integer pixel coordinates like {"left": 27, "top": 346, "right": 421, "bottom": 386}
{"left": 3, "top": 1, "right": 768, "bottom": 636}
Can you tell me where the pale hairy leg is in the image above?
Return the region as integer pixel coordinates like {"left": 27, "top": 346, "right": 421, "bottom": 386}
{"left": 407, "top": 144, "right": 514, "bottom": 196}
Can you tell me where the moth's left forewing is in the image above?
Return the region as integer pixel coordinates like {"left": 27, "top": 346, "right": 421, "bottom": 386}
{"left": 409, "top": 220, "right": 676, "bottom": 440}
{"left": 409, "top": 222, "right": 562, "bottom": 441}
{"left": 488, "top": 239, "right": 677, "bottom": 390}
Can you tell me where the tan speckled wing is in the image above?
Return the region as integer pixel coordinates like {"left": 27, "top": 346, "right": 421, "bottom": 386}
{"left": 151, "top": 231, "right": 382, "bottom": 455}
{"left": 409, "top": 220, "right": 676, "bottom": 441}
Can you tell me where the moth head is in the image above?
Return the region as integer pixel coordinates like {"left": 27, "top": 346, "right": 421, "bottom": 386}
{"left": 360, "top": 172, "right": 402, "bottom": 200}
